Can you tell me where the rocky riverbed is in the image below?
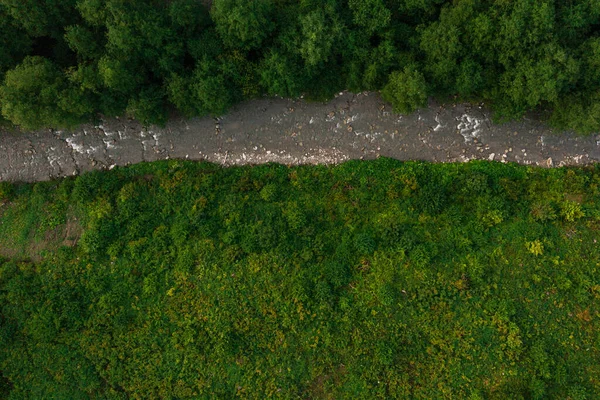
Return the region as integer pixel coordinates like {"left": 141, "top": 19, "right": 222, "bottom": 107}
{"left": 1, "top": 92, "right": 599, "bottom": 182}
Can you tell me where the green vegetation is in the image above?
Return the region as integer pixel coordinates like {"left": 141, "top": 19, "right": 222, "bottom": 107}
{"left": 1, "top": 1, "right": 600, "bottom": 132}
{"left": 0, "top": 159, "right": 599, "bottom": 398}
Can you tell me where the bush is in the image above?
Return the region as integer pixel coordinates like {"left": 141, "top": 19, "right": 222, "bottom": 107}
{"left": 560, "top": 200, "right": 584, "bottom": 222}
{"left": 1, "top": 160, "right": 600, "bottom": 398}
{"left": 0, "top": 181, "right": 13, "bottom": 201}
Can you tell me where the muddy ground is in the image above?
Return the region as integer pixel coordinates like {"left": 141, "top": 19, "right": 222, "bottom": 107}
{"left": 1, "top": 92, "right": 599, "bottom": 182}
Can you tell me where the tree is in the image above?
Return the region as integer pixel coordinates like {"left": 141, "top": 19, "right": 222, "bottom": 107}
{"left": 170, "top": 59, "right": 243, "bottom": 117}
{"left": 75, "top": 0, "right": 107, "bottom": 27}
{"left": 297, "top": 8, "right": 343, "bottom": 67}
{"left": 418, "top": 0, "right": 477, "bottom": 93}
{"left": 455, "top": 58, "right": 484, "bottom": 98}
{"left": 1, "top": 0, "right": 600, "bottom": 134}
{"left": 493, "top": 43, "right": 579, "bottom": 121}
{"left": 381, "top": 66, "right": 428, "bottom": 113}
{"left": 211, "top": 0, "right": 275, "bottom": 51}
{"left": 0, "top": 56, "right": 92, "bottom": 129}
{"left": 259, "top": 50, "right": 304, "bottom": 98}
{"left": 0, "top": 8, "right": 32, "bottom": 75}
{"left": 361, "top": 40, "right": 398, "bottom": 90}
{"left": 550, "top": 92, "right": 600, "bottom": 134}
{"left": 167, "top": 73, "right": 200, "bottom": 117}
{"left": 97, "top": 56, "right": 143, "bottom": 95}
{"left": 168, "top": 0, "right": 211, "bottom": 31}
{"left": 578, "top": 37, "right": 600, "bottom": 90}
{"left": 64, "top": 25, "right": 105, "bottom": 61}
{"left": 348, "top": 0, "right": 391, "bottom": 34}
{"left": 192, "top": 60, "right": 240, "bottom": 116}
{"left": 126, "top": 85, "right": 168, "bottom": 127}
{"left": 0, "top": 0, "right": 78, "bottom": 37}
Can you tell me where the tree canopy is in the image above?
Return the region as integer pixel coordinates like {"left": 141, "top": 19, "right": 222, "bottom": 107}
{"left": 0, "top": 56, "right": 93, "bottom": 129}
{"left": 1, "top": 0, "right": 600, "bottom": 132}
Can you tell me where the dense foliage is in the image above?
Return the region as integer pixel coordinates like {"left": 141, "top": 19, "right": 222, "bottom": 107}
{"left": 0, "top": 159, "right": 599, "bottom": 398}
{"left": 1, "top": 1, "right": 600, "bottom": 131}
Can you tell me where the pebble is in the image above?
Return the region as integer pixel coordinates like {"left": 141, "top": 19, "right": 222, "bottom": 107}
{"left": 488, "top": 153, "right": 495, "bottom": 161}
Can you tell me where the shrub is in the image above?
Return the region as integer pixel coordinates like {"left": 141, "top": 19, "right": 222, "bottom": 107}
{"left": 0, "top": 182, "right": 13, "bottom": 201}
{"left": 1, "top": 160, "right": 600, "bottom": 398}
{"left": 560, "top": 200, "right": 584, "bottom": 222}
{"left": 530, "top": 200, "right": 557, "bottom": 221}
{"left": 259, "top": 183, "right": 278, "bottom": 202}
{"left": 526, "top": 240, "right": 544, "bottom": 256}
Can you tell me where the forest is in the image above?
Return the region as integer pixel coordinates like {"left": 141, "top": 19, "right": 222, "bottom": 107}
{"left": 0, "top": 158, "right": 599, "bottom": 398}
{"left": 1, "top": 0, "right": 600, "bottom": 132}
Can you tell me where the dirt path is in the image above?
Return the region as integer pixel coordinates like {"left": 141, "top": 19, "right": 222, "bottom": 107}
{"left": 1, "top": 92, "right": 599, "bottom": 182}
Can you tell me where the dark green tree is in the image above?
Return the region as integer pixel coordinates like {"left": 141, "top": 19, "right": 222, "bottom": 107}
{"left": 0, "top": 56, "right": 93, "bottom": 129}
{"left": 64, "top": 25, "right": 105, "bottom": 61}
{"left": 211, "top": 0, "right": 275, "bottom": 51}
{"left": 126, "top": 85, "right": 169, "bottom": 126}
{"left": 348, "top": 0, "right": 391, "bottom": 34}
{"left": 192, "top": 59, "right": 240, "bottom": 116}
{"left": 381, "top": 66, "right": 428, "bottom": 113}
{"left": 167, "top": 73, "right": 200, "bottom": 118}
{"left": 297, "top": 7, "right": 344, "bottom": 67}
{"left": 0, "top": 0, "right": 78, "bottom": 37}
{"left": 0, "top": 9, "right": 32, "bottom": 76}
{"left": 259, "top": 50, "right": 305, "bottom": 98}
